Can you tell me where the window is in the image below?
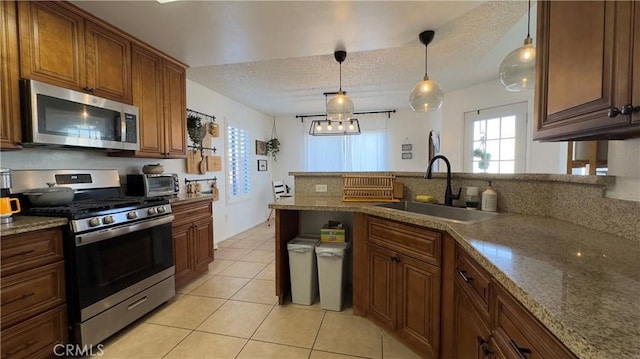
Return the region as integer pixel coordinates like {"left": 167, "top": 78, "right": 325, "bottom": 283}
{"left": 304, "top": 116, "right": 388, "bottom": 171}
{"left": 227, "top": 124, "right": 251, "bottom": 202}
{"left": 463, "top": 102, "right": 527, "bottom": 173}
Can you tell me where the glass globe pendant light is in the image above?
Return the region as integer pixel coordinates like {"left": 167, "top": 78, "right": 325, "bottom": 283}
{"left": 327, "top": 50, "right": 354, "bottom": 121}
{"left": 410, "top": 30, "right": 444, "bottom": 112}
{"left": 499, "top": 0, "right": 536, "bottom": 91}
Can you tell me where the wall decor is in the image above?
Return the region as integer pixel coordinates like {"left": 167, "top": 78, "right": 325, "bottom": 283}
{"left": 258, "top": 159, "right": 268, "bottom": 171}
{"left": 402, "top": 152, "right": 413, "bottom": 160}
{"left": 256, "top": 140, "right": 267, "bottom": 156}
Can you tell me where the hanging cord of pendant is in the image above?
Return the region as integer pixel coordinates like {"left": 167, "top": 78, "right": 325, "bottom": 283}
{"left": 527, "top": 0, "right": 531, "bottom": 38}
{"left": 424, "top": 43, "right": 429, "bottom": 78}
{"left": 339, "top": 61, "right": 343, "bottom": 92}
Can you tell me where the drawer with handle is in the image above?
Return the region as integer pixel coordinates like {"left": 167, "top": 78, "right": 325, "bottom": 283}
{"left": 1, "top": 304, "right": 67, "bottom": 359}
{"left": 1, "top": 228, "right": 63, "bottom": 277}
{"left": 367, "top": 216, "right": 441, "bottom": 266}
{"left": 455, "top": 245, "right": 491, "bottom": 317}
{"left": 1, "top": 262, "right": 65, "bottom": 330}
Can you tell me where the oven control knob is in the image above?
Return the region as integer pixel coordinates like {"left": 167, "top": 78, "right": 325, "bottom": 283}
{"left": 127, "top": 211, "right": 138, "bottom": 220}
{"left": 89, "top": 218, "right": 101, "bottom": 227}
{"left": 103, "top": 216, "right": 115, "bottom": 224}
{"left": 148, "top": 207, "right": 157, "bottom": 215}
{"left": 157, "top": 206, "right": 166, "bottom": 213}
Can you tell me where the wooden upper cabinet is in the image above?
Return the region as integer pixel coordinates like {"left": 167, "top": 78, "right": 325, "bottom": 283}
{"left": 534, "top": 1, "right": 640, "bottom": 140}
{"left": 125, "top": 44, "right": 187, "bottom": 158}
{"left": 163, "top": 61, "right": 187, "bottom": 158}
{"left": 132, "top": 44, "right": 165, "bottom": 156}
{"left": 85, "top": 21, "right": 132, "bottom": 103}
{"left": 0, "top": 0, "right": 22, "bottom": 150}
{"left": 18, "top": 1, "right": 132, "bottom": 104}
{"left": 18, "top": 1, "right": 85, "bottom": 90}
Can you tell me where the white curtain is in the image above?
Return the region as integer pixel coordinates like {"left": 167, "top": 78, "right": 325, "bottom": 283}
{"left": 304, "top": 114, "right": 388, "bottom": 171}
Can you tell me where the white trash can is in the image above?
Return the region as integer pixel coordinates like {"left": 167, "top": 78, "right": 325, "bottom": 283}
{"left": 315, "top": 242, "right": 351, "bottom": 311}
{"left": 287, "top": 237, "right": 319, "bottom": 305}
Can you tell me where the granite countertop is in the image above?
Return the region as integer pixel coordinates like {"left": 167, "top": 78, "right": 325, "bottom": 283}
{"left": 0, "top": 216, "right": 68, "bottom": 236}
{"left": 270, "top": 196, "right": 640, "bottom": 359}
{"left": 168, "top": 193, "right": 214, "bottom": 205}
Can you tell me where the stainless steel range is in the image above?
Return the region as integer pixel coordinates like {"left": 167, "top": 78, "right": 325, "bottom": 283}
{"left": 11, "top": 169, "right": 175, "bottom": 346}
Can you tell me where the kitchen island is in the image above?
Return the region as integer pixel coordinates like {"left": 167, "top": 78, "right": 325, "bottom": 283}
{"left": 270, "top": 196, "right": 640, "bottom": 359}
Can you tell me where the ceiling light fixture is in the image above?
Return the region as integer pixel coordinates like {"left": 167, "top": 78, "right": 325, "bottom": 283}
{"left": 309, "top": 92, "right": 360, "bottom": 136}
{"left": 499, "top": 0, "right": 536, "bottom": 91}
{"left": 326, "top": 50, "right": 354, "bottom": 121}
{"left": 410, "top": 30, "right": 444, "bottom": 112}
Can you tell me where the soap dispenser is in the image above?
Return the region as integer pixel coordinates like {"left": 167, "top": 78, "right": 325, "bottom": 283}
{"left": 481, "top": 180, "right": 498, "bottom": 212}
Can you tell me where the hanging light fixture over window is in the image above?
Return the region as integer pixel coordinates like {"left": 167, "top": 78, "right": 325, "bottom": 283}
{"left": 326, "top": 50, "right": 354, "bottom": 121}
{"left": 499, "top": 0, "right": 536, "bottom": 91}
{"left": 310, "top": 92, "right": 360, "bottom": 135}
{"left": 410, "top": 30, "right": 444, "bottom": 112}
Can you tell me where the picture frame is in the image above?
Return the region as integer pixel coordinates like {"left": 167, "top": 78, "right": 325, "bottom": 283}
{"left": 401, "top": 144, "right": 412, "bottom": 151}
{"left": 256, "top": 140, "right": 267, "bottom": 156}
{"left": 257, "top": 159, "right": 268, "bottom": 171}
{"left": 402, "top": 152, "right": 412, "bottom": 160}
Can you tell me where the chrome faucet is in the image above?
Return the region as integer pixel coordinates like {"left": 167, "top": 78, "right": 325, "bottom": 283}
{"left": 424, "top": 155, "right": 461, "bottom": 206}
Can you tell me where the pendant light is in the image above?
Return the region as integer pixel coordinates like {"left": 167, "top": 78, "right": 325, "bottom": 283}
{"left": 326, "top": 50, "right": 354, "bottom": 121}
{"left": 410, "top": 30, "right": 444, "bottom": 112}
{"left": 499, "top": 0, "right": 536, "bottom": 91}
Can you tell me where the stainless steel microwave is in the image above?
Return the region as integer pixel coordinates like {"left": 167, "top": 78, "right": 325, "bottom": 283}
{"left": 126, "top": 174, "right": 180, "bottom": 197}
{"left": 20, "top": 79, "right": 139, "bottom": 151}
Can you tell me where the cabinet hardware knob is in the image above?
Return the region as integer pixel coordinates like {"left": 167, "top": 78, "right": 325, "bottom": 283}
{"left": 509, "top": 339, "right": 532, "bottom": 359}
{"left": 477, "top": 336, "right": 487, "bottom": 345}
{"left": 457, "top": 268, "right": 472, "bottom": 283}
{"left": 83, "top": 86, "right": 95, "bottom": 93}
{"left": 482, "top": 344, "right": 492, "bottom": 357}
{"left": 620, "top": 104, "right": 640, "bottom": 116}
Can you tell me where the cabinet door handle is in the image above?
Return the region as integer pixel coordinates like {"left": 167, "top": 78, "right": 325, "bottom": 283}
{"left": 456, "top": 268, "right": 472, "bottom": 283}
{"left": 1, "top": 292, "right": 35, "bottom": 306}
{"left": 390, "top": 256, "right": 401, "bottom": 263}
{"left": 509, "top": 339, "right": 532, "bottom": 359}
{"left": 1, "top": 249, "right": 34, "bottom": 260}
{"left": 83, "top": 86, "right": 95, "bottom": 93}
{"left": 5, "top": 340, "right": 37, "bottom": 356}
{"left": 481, "top": 344, "right": 493, "bottom": 357}
{"left": 477, "top": 335, "right": 487, "bottom": 345}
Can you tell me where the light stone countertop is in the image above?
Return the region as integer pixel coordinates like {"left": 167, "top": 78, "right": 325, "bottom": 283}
{"left": 0, "top": 216, "right": 68, "bottom": 236}
{"left": 167, "top": 193, "right": 214, "bottom": 205}
{"left": 269, "top": 196, "right": 640, "bottom": 359}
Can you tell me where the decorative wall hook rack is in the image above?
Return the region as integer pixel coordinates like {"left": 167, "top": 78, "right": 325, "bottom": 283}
{"left": 187, "top": 108, "right": 216, "bottom": 122}
{"left": 184, "top": 177, "right": 217, "bottom": 185}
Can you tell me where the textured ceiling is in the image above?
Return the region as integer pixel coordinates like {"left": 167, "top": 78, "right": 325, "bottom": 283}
{"left": 71, "top": 1, "right": 533, "bottom": 116}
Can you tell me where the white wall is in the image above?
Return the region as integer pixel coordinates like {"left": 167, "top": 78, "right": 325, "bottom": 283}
{"left": 1, "top": 79, "right": 273, "bottom": 242}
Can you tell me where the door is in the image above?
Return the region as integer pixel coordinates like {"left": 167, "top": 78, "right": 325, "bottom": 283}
{"left": 85, "top": 21, "right": 131, "bottom": 104}
{"left": 172, "top": 222, "right": 193, "bottom": 289}
{"left": 192, "top": 217, "right": 213, "bottom": 274}
{"left": 162, "top": 61, "right": 187, "bottom": 158}
{"left": 18, "top": 1, "right": 85, "bottom": 89}
{"left": 367, "top": 244, "right": 396, "bottom": 330}
{"left": 397, "top": 253, "right": 441, "bottom": 358}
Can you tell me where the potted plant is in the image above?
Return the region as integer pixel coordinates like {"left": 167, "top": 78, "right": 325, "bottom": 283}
{"left": 267, "top": 117, "right": 280, "bottom": 161}
{"left": 187, "top": 114, "right": 206, "bottom": 154}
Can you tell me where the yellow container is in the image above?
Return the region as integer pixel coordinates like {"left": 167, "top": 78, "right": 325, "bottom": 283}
{"left": 321, "top": 224, "right": 346, "bottom": 243}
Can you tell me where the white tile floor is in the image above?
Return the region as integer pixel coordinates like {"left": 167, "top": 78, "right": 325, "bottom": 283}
{"left": 95, "top": 223, "right": 421, "bottom": 359}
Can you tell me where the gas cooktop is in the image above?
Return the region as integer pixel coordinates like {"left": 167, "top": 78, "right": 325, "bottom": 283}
{"left": 27, "top": 196, "right": 169, "bottom": 219}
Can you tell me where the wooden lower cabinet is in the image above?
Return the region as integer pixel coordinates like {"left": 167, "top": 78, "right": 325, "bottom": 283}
{"left": 171, "top": 199, "right": 214, "bottom": 289}
{"left": 365, "top": 216, "right": 442, "bottom": 358}
{"left": 454, "top": 275, "right": 492, "bottom": 359}
{"left": 0, "top": 227, "right": 67, "bottom": 359}
{"left": 491, "top": 283, "right": 577, "bottom": 359}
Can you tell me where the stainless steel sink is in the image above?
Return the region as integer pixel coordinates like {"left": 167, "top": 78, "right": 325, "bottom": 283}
{"left": 374, "top": 201, "right": 498, "bottom": 224}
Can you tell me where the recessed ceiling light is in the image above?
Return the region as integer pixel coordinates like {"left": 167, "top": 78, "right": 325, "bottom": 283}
{"left": 157, "top": 0, "right": 179, "bottom": 4}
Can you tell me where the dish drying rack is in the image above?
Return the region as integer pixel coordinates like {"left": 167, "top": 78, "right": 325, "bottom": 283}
{"left": 342, "top": 173, "right": 399, "bottom": 202}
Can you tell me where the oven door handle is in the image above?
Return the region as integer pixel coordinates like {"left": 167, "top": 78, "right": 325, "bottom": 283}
{"left": 75, "top": 215, "right": 174, "bottom": 246}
